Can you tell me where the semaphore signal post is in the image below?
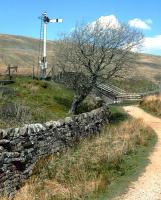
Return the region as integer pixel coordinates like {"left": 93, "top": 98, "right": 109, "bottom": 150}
{"left": 38, "top": 12, "right": 63, "bottom": 79}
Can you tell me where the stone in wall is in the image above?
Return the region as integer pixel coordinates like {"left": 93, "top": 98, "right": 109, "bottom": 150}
{"left": 0, "top": 106, "right": 109, "bottom": 197}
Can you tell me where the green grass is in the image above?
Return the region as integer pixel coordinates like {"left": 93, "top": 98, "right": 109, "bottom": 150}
{"left": 0, "top": 76, "right": 74, "bottom": 128}
{"left": 0, "top": 76, "right": 102, "bottom": 128}
{"left": 108, "top": 105, "right": 129, "bottom": 124}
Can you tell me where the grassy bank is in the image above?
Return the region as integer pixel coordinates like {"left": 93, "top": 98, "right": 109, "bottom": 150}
{"left": 3, "top": 116, "right": 155, "bottom": 200}
{"left": 0, "top": 77, "right": 75, "bottom": 128}
{"left": 0, "top": 76, "right": 103, "bottom": 129}
{"left": 140, "top": 95, "right": 161, "bottom": 118}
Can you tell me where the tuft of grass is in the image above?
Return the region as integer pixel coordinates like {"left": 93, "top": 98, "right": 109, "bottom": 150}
{"left": 4, "top": 118, "right": 156, "bottom": 200}
{"left": 140, "top": 95, "right": 161, "bottom": 117}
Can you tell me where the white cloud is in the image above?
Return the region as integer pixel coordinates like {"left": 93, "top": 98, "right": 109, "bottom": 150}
{"left": 90, "top": 15, "right": 120, "bottom": 29}
{"left": 91, "top": 16, "right": 153, "bottom": 31}
{"left": 142, "top": 35, "right": 161, "bottom": 52}
{"left": 128, "top": 18, "right": 152, "bottom": 30}
{"left": 89, "top": 15, "right": 161, "bottom": 55}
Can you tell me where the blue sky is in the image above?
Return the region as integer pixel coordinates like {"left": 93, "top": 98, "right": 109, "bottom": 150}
{"left": 0, "top": 0, "right": 161, "bottom": 55}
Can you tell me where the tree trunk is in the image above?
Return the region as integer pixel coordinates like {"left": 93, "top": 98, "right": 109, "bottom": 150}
{"left": 70, "top": 95, "right": 86, "bottom": 114}
{"left": 70, "top": 75, "right": 97, "bottom": 114}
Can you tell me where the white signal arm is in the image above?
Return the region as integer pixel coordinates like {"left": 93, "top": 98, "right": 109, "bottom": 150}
{"left": 50, "top": 18, "right": 63, "bottom": 23}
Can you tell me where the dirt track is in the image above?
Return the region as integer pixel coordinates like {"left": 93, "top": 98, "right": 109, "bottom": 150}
{"left": 114, "top": 105, "right": 161, "bottom": 200}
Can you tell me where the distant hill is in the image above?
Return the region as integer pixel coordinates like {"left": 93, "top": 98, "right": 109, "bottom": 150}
{"left": 0, "top": 34, "right": 161, "bottom": 81}
{"left": 0, "top": 34, "right": 55, "bottom": 67}
{"left": 135, "top": 54, "right": 161, "bottom": 82}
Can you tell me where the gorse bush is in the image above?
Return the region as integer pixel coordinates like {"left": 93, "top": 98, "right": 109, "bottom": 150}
{"left": 6, "top": 119, "right": 155, "bottom": 200}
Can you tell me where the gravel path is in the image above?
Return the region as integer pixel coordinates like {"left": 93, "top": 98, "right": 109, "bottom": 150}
{"left": 114, "top": 105, "right": 161, "bottom": 200}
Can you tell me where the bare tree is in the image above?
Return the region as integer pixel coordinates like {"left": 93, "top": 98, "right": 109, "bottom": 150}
{"left": 55, "top": 21, "right": 143, "bottom": 114}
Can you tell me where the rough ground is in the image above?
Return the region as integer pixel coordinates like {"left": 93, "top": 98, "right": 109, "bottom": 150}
{"left": 114, "top": 105, "right": 161, "bottom": 200}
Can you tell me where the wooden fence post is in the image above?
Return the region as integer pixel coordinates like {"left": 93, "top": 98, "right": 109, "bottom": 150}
{"left": 8, "top": 64, "right": 11, "bottom": 80}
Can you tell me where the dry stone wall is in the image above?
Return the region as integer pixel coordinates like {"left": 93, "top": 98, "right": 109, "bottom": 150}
{"left": 0, "top": 107, "right": 109, "bottom": 197}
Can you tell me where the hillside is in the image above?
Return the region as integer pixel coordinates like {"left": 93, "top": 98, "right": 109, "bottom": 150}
{"left": 0, "top": 34, "right": 57, "bottom": 76}
{"left": 135, "top": 54, "right": 161, "bottom": 82}
{"left": 0, "top": 34, "right": 55, "bottom": 65}
{"left": 0, "top": 34, "right": 161, "bottom": 81}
